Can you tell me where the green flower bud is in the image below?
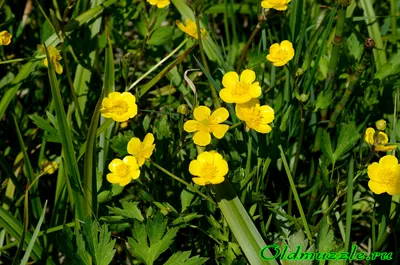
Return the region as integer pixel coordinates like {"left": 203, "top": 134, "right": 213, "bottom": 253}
{"left": 177, "top": 104, "right": 189, "bottom": 115}
{"left": 375, "top": 119, "right": 387, "bottom": 131}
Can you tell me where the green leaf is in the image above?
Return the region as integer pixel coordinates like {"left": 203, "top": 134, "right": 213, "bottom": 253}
{"left": 128, "top": 213, "right": 179, "bottom": 265}
{"left": 110, "top": 131, "right": 135, "bottom": 157}
{"left": 314, "top": 90, "right": 333, "bottom": 112}
{"left": 346, "top": 33, "right": 363, "bottom": 61}
{"left": 29, "top": 114, "right": 59, "bottom": 137}
{"left": 333, "top": 123, "right": 359, "bottom": 161}
{"left": 180, "top": 185, "right": 195, "bottom": 213}
{"left": 317, "top": 217, "right": 334, "bottom": 260}
{"left": 107, "top": 201, "right": 144, "bottom": 221}
{"left": 171, "top": 213, "right": 203, "bottom": 226}
{"left": 163, "top": 251, "right": 208, "bottom": 265}
{"left": 82, "top": 219, "right": 116, "bottom": 265}
{"left": 280, "top": 230, "right": 314, "bottom": 265}
{"left": 373, "top": 52, "right": 400, "bottom": 80}
{"left": 321, "top": 129, "right": 334, "bottom": 164}
{"left": 148, "top": 26, "right": 174, "bottom": 46}
{"left": 56, "top": 226, "right": 89, "bottom": 265}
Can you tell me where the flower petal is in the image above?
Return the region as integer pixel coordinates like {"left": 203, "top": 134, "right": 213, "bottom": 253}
{"left": 143, "top": 133, "right": 155, "bottom": 147}
{"left": 193, "top": 131, "right": 211, "bottom": 146}
{"left": 127, "top": 138, "right": 141, "bottom": 155}
{"left": 197, "top": 152, "right": 214, "bottom": 163}
{"left": 211, "top": 108, "right": 229, "bottom": 123}
{"left": 194, "top": 106, "right": 211, "bottom": 121}
{"left": 108, "top": 158, "right": 123, "bottom": 173}
{"left": 364, "top": 127, "right": 375, "bottom": 145}
{"left": 193, "top": 177, "right": 207, "bottom": 186}
{"left": 367, "top": 163, "right": 380, "bottom": 181}
{"left": 368, "top": 181, "right": 387, "bottom": 194}
{"left": 210, "top": 176, "right": 225, "bottom": 185}
{"left": 210, "top": 124, "right": 229, "bottom": 139}
{"left": 189, "top": 160, "right": 202, "bottom": 176}
{"left": 184, "top": 120, "right": 201, "bottom": 132}
{"left": 118, "top": 176, "right": 132, "bottom": 186}
{"left": 254, "top": 124, "right": 272, "bottom": 134}
{"left": 240, "top": 69, "right": 256, "bottom": 83}
{"left": 249, "top": 82, "right": 261, "bottom": 98}
{"left": 219, "top": 89, "right": 235, "bottom": 103}
{"left": 222, "top": 72, "right": 239, "bottom": 89}
{"left": 107, "top": 173, "right": 121, "bottom": 184}
{"left": 379, "top": 155, "right": 398, "bottom": 167}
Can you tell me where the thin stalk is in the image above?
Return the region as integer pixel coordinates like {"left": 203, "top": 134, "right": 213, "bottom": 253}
{"left": 195, "top": 15, "right": 220, "bottom": 108}
{"left": 127, "top": 38, "right": 188, "bottom": 91}
{"left": 344, "top": 156, "right": 354, "bottom": 252}
{"left": 328, "top": 38, "right": 375, "bottom": 128}
{"left": 149, "top": 160, "right": 215, "bottom": 205}
{"left": 278, "top": 145, "right": 313, "bottom": 243}
{"left": 0, "top": 56, "right": 45, "bottom": 65}
{"left": 235, "top": 10, "right": 266, "bottom": 73}
{"left": 229, "top": 121, "right": 243, "bottom": 130}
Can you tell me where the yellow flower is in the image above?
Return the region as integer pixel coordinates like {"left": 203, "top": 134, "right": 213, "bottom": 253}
{"left": 364, "top": 127, "right": 396, "bottom": 152}
{"left": 189, "top": 151, "right": 229, "bottom": 186}
{"left": 176, "top": 19, "right": 206, "bottom": 40}
{"left": 266, "top": 40, "right": 295, "bottom": 67}
{"left": 101, "top": 92, "right": 138, "bottom": 122}
{"left": 235, "top": 98, "right": 274, "bottom": 133}
{"left": 38, "top": 45, "right": 63, "bottom": 74}
{"left": 146, "top": 0, "right": 170, "bottom": 8}
{"left": 127, "top": 133, "right": 156, "bottom": 166}
{"left": 107, "top": 156, "right": 140, "bottom": 186}
{"left": 261, "top": 0, "right": 291, "bottom": 11}
{"left": 367, "top": 155, "right": 400, "bottom": 195}
{"left": 41, "top": 161, "right": 58, "bottom": 175}
{"left": 0, "top": 31, "right": 12, "bottom": 46}
{"left": 184, "top": 106, "right": 229, "bottom": 146}
{"left": 219, "top": 69, "right": 261, "bottom": 104}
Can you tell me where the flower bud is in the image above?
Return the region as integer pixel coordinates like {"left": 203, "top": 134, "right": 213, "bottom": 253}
{"left": 375, "top": 119, "right": 387, "bottom": 131}
{"left": 177, "top": 104, "right": 188, "bottom": 115}
{"left": 120, "top": 122, "right": 129, "bottom": 129}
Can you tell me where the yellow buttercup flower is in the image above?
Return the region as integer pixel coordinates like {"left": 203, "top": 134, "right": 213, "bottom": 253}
{"left": 189, "top": 151, "right": 229, "bottom": 186}
{"left": 0, "top": 31, "right": 12, "bottom": 46}
{"left": 38, "top": 45, "right": 63, "bottom": 74}
{"left": 364, "top": 127, "right": 396, "bottom": 152}
{"left": 266, "top": 40, "right": 295, "bottom": 67}
{"left": 261, "top": 0, "right": 291, "bottom": 11}
{"left": 41, "top": 161, "right": 58, "bottom": 175}
{"left": 101, "top": 92, "right": 138, "bottom": 122}
{"left": 235, "top": 98, "right": 274, "bottom": 133}
{"left": 176, "top": 19, "right": 206, "bottom": 40}
{"left": 107, "top": 156, "right": 140, "bottom": 186}
{"left": 146, "top": 0, "right": 170, "bottom": 8}
{"left": 219, "top": 69, "right": 261, "bottom": 104}
{"left": 367, "top": 155, "right": 400, "bottom": 195}
{"left": 127, "top": 133, "right": 156, "bottom": 166}
{"left": 184, "top": 106, "right": 229, "bottom": 146}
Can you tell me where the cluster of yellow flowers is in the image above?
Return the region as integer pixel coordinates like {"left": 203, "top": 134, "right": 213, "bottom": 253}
{"left": 107, "top": 133, "right": 156, "bottom": 186}
{"left": 366, "top": 119, "right": 400, "bottom": 195}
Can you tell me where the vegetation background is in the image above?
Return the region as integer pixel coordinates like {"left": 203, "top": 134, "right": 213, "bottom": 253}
{"left": 0, "top": 0, "right": 400, "bottom": 264}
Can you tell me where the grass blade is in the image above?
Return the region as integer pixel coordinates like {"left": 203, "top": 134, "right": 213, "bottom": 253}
{"left": 20, "top": 201, "right": 48, "bottom": 265}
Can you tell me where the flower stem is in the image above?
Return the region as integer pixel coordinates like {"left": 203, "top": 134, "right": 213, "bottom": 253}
{"left": 127, "top": 38, "right": 188, "bottom": 91}
{"left": 235, "top": 10, "right": 267, "bottom": 72}
{"left": 149, "top": 160, "right": 215, "bottom": 205}
{"left": 278, "top": 145, "right": 313, "bottom": 243}
{"left": 195, "top": 15, "right": 220, "bottom": 108}
{"left": 229, "top": 121, "right": 243, "bottom": 130}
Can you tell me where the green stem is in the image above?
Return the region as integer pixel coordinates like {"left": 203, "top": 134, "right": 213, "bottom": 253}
{"left": 235, "top": 11, "right": 266, "bottom": 73}
{"left": 344, "top": 156, "right": 354, "bottom": 252}
{"left": 328, "top": 38, "right": 375, "bottom": 128}
{"left": 278, "top": 145, "right": 313, "bottom": 243}
{"left": 229, "top": 121, "right": 243, "bottom": 130}
{"left": 127, "top": 38, "right": 188, "bottom": 91}
{"left": 149, "top": 160, "right": 215, "bottom": 205}
{"left": 195, "top": 15, "right": 220, "bottom": 108}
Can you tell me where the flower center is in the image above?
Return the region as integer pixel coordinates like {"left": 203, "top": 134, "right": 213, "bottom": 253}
{"left": 233, "top": 82, "right": 250, "bottom": 96}
{"left": 189, "top": 27, "right": 198, "bottom": 38}
{"left": 376, "top": 134, "right": 387, "bottom": 145}
{"left": 199, "top": 118, "right": 213, "bottom": 132}
{"left": 112, "top": 100, "right": 129, "bottom": 115}
{"left": 116, "top": 164, "right": 130, "bottom": 176}
{"left": 275, "top": 48, "right": 288, "bottom": 60}
{"left": 379, "top": 168, "right": 396, "bottom": 185}
{"left": 201, "top": 163, "right": 217, "bottom": 179}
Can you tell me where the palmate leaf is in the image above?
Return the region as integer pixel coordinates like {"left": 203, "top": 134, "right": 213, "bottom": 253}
{"left": 163, "top": 251, "right": 208, "bottom": 265}
{"left": 128, "top": 213, "right": 179, "bottom": 265}
{"left": 110, "top": 130, "right": 135, "bottom": 157}
{"left": 107, "top": 201, "right": 144, "bottom": 221}
{"left": 82, "top": 219, "right": 116, "bottom": 265}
